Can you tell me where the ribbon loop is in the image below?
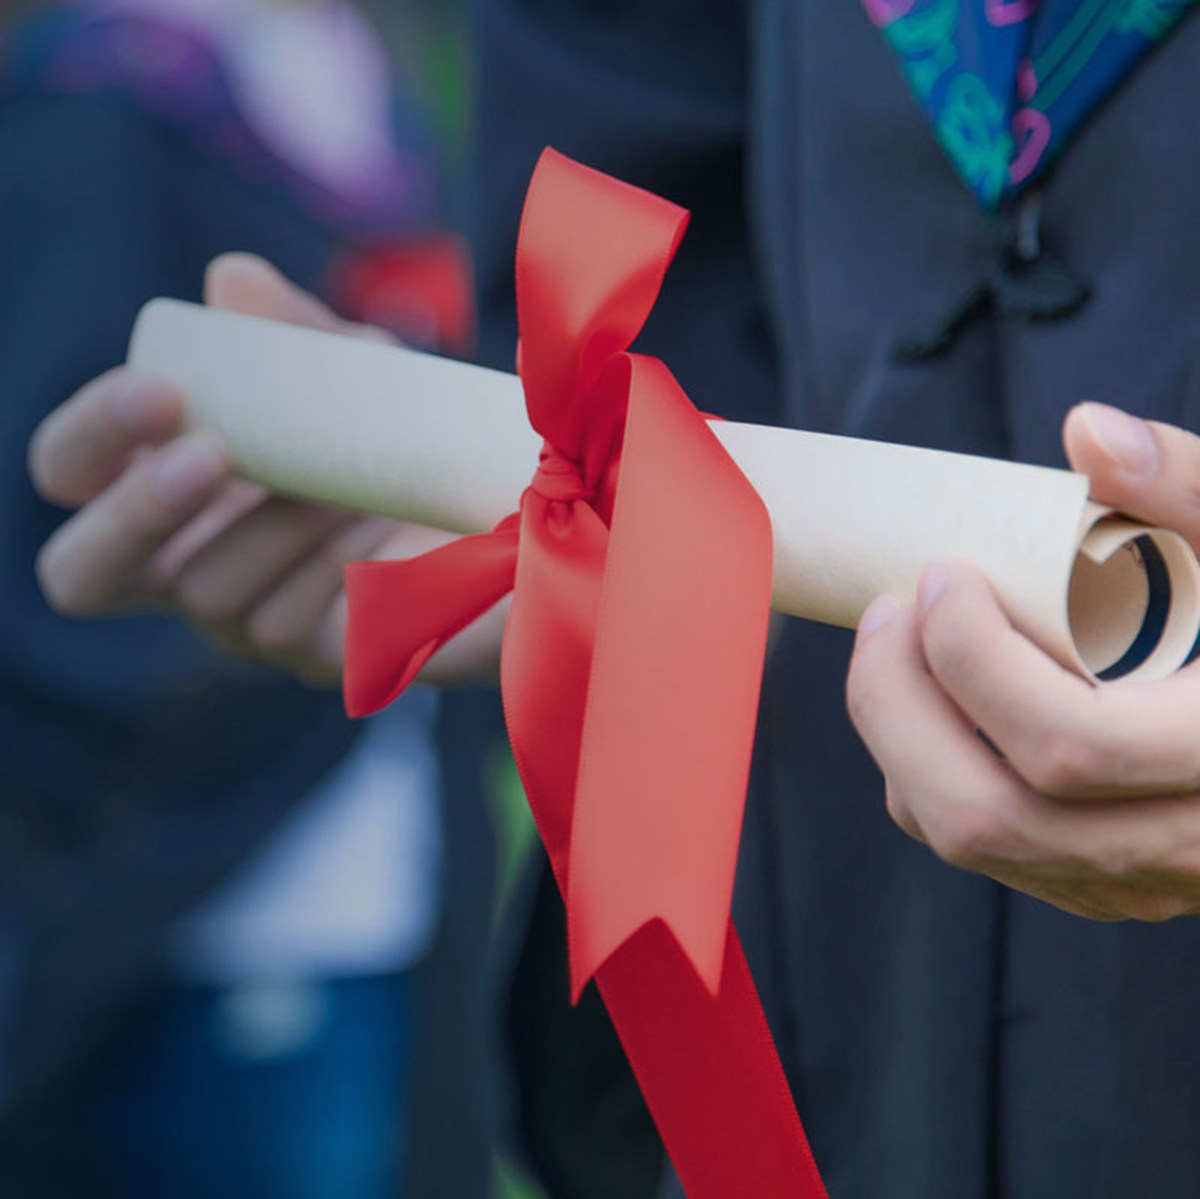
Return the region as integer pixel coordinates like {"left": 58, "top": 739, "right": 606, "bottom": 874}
{"left": 515, "top": 149, "right": 689, "bottom": 466}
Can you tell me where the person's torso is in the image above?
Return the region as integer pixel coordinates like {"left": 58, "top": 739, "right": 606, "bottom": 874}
{"left": 738, "top": 5, "right": 1200, "bottom": 1196}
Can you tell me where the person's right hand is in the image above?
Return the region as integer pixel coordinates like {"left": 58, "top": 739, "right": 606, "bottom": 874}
{"left": 844, "top": 403, "right": 1200, "bottom": 923}
{"left": 29, "top": 253, "right": 505, "bottom": 688}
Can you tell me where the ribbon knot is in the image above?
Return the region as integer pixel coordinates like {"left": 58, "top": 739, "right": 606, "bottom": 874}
{"left": 531, "top": 439, "right": 592, "bottom": 504}
{"left": 342, "top": 147, "right": 826, "bottom": 1198}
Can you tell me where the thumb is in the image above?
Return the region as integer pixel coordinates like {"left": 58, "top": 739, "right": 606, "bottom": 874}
{"left": 1063, "top": 402, "right": 1200, "bottom": 547}
{"left": 203, "top": 252, "right": 394, "bottom": 344}
{"left": 203, "top": 252, "right": 342, "bottom": 331}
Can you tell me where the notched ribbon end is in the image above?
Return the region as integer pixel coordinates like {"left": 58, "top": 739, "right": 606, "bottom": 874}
{"left": 566, "top": 907, "right": 730, "bottom": 1005}
{"left": 343, "top": 649, "right": 430, "bottom": 719}
{"left": 343, "top": 559, "right": 432, "bottom": 719}
{"left": 342, "top": 524, "right": 521, "bottom": 719}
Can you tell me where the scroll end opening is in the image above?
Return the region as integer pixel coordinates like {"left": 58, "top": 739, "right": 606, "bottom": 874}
{"left": 1068, "top": 528, "right": 1200, "bottom": 682}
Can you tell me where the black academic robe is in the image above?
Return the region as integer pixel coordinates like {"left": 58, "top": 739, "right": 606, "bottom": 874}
{"left": 472, "top": 3, "right": 1200, "bottom": 1197}
{"left": 0, "top": 84, "right": 358, "bottom": 1138}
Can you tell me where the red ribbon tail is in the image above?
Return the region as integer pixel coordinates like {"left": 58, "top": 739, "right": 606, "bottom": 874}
{"left": 600, "top": 922, "right": 829, "bottom": 1199}
{"left": 343, "top": 521, "right": 518, "bottom": 717}
{"left": 566, "top": 357, "right": 774, "bottom": 1000}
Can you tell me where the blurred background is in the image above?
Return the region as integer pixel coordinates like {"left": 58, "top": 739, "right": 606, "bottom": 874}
{"left": 0, "top": 1, "right": 555, "bottom": 1195}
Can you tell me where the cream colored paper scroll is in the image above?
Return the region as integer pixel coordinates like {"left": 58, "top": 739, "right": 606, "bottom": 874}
{"left": 129, "top": 298, "right": 1200, "bottom": 683}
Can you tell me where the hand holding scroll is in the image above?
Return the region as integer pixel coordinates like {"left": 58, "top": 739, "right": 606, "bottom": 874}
{"left": 847, "top": 404, "right": 1200, "bottom": 921}
{"left": 29, "top": 254, "right": 502, "bottom": 685}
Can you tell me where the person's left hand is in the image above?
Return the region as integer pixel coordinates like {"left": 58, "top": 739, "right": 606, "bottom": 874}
{"left": 29, "top": 253, "right": 505, "bottom": 688}
{"left": 846, "top": 403, "right": 1200, "bottom": 921}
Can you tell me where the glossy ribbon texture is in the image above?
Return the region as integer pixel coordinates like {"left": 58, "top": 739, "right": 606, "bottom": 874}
{"left": 344, "top": 148, "right": 826, "bottom": 1197}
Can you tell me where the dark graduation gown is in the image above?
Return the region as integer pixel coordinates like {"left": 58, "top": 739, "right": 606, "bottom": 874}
{"left": 472, "top": 2, "right": 1200, "bottom": 1196}
{"left": 0, "top": 85, "right": 358, "bottom": 1126}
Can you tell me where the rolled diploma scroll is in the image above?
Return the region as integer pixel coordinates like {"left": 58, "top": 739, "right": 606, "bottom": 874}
{"left": 129, "top": 298, "right": 1200, "bottom": 683}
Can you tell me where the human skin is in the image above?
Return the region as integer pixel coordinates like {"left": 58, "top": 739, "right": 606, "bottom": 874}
{"left": 27, "top": 252, "right": 505, "bottom": 687}
{"left": 30, "top": 253, "right": 1200, "bottom": 921}
{"left": 847, "top": 404, "right": 1200, "bottom": 922}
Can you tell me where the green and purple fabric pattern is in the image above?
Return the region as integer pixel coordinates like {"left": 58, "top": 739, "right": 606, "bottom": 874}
{"left": 864, "top": 0, "right": 1198, "bottom": 206}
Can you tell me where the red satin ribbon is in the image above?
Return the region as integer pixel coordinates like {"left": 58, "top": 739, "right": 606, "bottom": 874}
{"left": 345, "top": 148, "right": 827, "bottom": 1198}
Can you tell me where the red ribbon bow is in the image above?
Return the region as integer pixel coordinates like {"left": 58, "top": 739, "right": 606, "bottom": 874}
{"left": 345, "top": 148, "right": 826, "bottom": 1198}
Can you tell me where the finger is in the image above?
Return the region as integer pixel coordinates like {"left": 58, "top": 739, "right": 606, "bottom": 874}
{"left": 982, "top": 787, "right": 1200, "bottom": 920}
{"left": 847, "top": 594, "right": 1029, "bottom": 871}
{"left": 200, "top": 613, "right": 343, "bottom": 688}
{"left": 205, "top": 252, "right": 343, "bottom": 331}
{"left": 852, "top": 592, "right": 1200, "bottom": 918}
{"left": 244, "top": 516, "right": 396, "bottom": 656}
{"left": 36, "top": 432, "right": 230, "bottom": 615}
{"left": 170, "top": 498, "right": 353, "bottom": 625}
{"left": 29, "top": 369, "right": 184, "bottom": 507}
{"left": 984, "top": 872, "right": 1126, "bottom": 921}
{"left": 1064, "top": 403, "right": 1200, "bottom": 547}
{"left": 368, "top": 525, "right": 509, "bottom": 685}
{"left": 849, "top": 595, "right": 1200, "bottom": 916}
{"left": 884, "top": 782, "right": 927, "bottom": 843}
{"left": 266, "top": 520, "right": 496, "bottom": 682}
{"left": 309, "top": 590, "right": 349, "bottom": 680}
{"left": 205, "top": 253, "right": 394, "bottom": 344}
{"left": 150, "top": 480, "right": 270, "bottom": 583}
{"left": 918, "top": 560, "right": 1200, "bottom": 798}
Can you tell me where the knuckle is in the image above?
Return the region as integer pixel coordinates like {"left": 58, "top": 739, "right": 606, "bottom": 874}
{"left": 921, "top": 616, "right": 976, "bottom": 684}
{"left": 1025, "top": 728, "right": 1106, "bottom": 797}
{"left": 120, "top": 503, "right": 170, "bottom": 546}
{"left": 120, "top": 459, "right": 185, "bottom": 535}
{"left": 928, "top": 793, "right": 1012, "bottom": 869}
{"left": 176, "top": 572, "right": 243, "bottom": 625}
{"left": 884, "top": 785, "right": 921, "bottom": 840}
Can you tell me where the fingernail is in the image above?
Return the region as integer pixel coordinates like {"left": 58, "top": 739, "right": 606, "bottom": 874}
{"left": 857, "top": 595, "right": 898, "bottom": 642}
{"left": 108, "top": 375, "right": 171, "bottom": 433}
{"left": 1077, "top": 402, "right": 1159, "bottom": 476}
{"left": 154, "top": 435, "right": 226, "bottom": 508}
{"left": 918, "top": 563, "right": 949, "bottom": 614}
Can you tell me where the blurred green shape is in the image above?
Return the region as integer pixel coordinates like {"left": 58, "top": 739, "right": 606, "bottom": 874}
{"left": 485, "top": 739, "right": 539, "bottom": 926}
{"left": 493, "top": 1153, "right": 548, "bottom": 1199}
